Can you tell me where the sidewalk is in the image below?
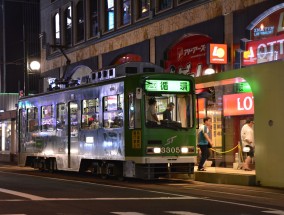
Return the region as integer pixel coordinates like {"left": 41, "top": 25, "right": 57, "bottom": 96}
{"left": 193, "top": 166, "right": 256, "bottom": 186}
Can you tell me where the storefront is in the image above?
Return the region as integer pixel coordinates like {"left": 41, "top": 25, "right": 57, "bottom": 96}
{"left": 0, "top": 93, "right": 18, "bottom": 163}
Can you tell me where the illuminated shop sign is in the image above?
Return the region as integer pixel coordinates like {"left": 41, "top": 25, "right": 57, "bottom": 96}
{"left": 223, "top": 93, "right": 254, "bottom": 116}
{"left": 209, "top": 44, "right": 228, "bottom": 64}
{"left": 145, "top": 80, "right": 190, "bottom": 92}
{"left": 196, "top": 98, "right": 205, "bottom": 118}
{"left": 243, "top": 34, "right": 284, "bottom": 66}
{"left": 234, "top": 82, "right": 252, "bottom": 93}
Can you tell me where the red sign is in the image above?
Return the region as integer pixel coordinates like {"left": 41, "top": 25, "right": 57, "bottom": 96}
{"left": 164, "top": 34, "right": 220, "bottom": 77}
{"left": 249, "top": 7, "right": 284, "bottom": 41}
{"left": 209, "top": 44, "right": 228, "bottom": 64}
{"left": 243, "top": 34, "right": 284, "bottom": 66}
{"left": 196, "top": 98, "right": 205, "bottom": 118}
{"left": 223, "top": 93, "right": 254, "bottom": 116}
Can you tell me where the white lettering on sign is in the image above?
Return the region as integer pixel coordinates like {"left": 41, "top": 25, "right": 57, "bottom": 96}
{"left": 256, "top": 39, "right": 284, "bottom": 60}
{"left": 237, "top": 96, "right": 254, "bottom": 111}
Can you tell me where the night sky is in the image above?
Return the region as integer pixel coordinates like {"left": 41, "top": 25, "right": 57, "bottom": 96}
{"left": 1, "top": 0, "right": 40, "bottom": 94}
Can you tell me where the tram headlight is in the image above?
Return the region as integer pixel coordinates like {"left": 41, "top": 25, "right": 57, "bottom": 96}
{"left": 181, "top": 147, "right": 189, "bottom": 154}
{"left": 180, "top": 146, "right": 195, "bottom": 154}
{"left": 147, "top": 147, "right": 161, "bottom": 154}
{"left": 153, "top": 147, "right": 161, "bottom": 154}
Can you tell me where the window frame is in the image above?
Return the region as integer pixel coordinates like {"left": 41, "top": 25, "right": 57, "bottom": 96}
{"left": 75, "top": 0, "right": 85, "bottom": 44}
{"left": 135, "top": 0, "right": 151, "bottom": 21}
{"left": 102, "top": 0, "right": 116, "bottom": 33}
{"left": 117, "top": 0, "right": 132, "bottom": 28}
{"left": 87, "top": 0, "right": 99, "bottom": 39}
{"left": 63, "top": 3, "right": 73, "bottom": 47}
{"left": 155, "top": 0, "right": 173, "bottom": 14}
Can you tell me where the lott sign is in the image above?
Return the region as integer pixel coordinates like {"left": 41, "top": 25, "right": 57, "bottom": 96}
{"left": 243, "top": 34, "right": 284, "bottom": 66}
{"left": 223, "top": 93, "right": 254, "bottom": 116}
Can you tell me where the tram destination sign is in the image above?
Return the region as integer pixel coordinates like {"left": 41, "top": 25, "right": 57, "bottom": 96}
{"left": 145, "top": 79, "right": 190, "bottom": 92}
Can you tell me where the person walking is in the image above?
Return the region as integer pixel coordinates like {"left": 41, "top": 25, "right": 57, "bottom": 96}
{"left": 241, "top": 117, "right": 255, "bottom": 171}
{"left": 197, "top": 117, "right": 213, "bottom": 171}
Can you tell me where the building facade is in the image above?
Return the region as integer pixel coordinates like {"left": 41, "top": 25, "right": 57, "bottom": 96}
{"left": 39, "top": 0, "right": 284, "bottom": 187}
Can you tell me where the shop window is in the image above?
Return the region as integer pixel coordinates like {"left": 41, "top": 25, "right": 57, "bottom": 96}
{"left": 119, "top": 0, "right": 131, "bottom": 26}
{"left": 64, "top": 5, "right": 72, "bottom": 47}
{"left": 54, "top": 12, "right": 60, "bottom": 46}
{"left": 0, "top": 120, "right": 13, "bottom": 151}
{"left": 105, "top": 0, "right": 115, "bottom": 31}
{"left": 89, "top": 0, "right": 99, "bottom": 37}
{"left": 76, "top": 1, "right": 84, "bottom": 43}
{"left": 137, "top": 0, "right": 150, "bottom": 19}
{"left": 82, "top": 98, "right": 100, "bottom": 129}
{"left": 156, "top": 0, "right": 172, "bottom": 12}
{"left": 27, "top": 107, "right": 38, "bottom": 132}
{"left": 41, "top": 105, "right": 54, "bottom": 131}
{"left": 56, "top": 103, "right": 67, "bottom": 130}
{"left": 103, "top": 94, "right": 124, "bottom": 128}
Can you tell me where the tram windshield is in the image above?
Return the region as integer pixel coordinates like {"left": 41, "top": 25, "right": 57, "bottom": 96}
{"left": 145, "top": 93, "right": 194, "bottom": 129}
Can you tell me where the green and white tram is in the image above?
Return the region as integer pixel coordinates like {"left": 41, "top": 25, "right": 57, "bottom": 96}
{"left": 18, "top": 62, "right": 196, "bottom": 179}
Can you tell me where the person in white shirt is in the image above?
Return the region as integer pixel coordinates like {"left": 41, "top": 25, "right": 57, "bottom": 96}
{"left": 241, "top": 118, "right": 255, "bottom": 171}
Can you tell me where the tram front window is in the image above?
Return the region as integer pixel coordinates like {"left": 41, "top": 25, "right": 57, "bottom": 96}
{"left": 145, "top": 94, "right": 193, "bottom": 129}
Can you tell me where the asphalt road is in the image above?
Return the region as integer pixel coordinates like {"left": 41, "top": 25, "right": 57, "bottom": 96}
{"left": 0, "top": 164, "right": 283, "bottom": 215}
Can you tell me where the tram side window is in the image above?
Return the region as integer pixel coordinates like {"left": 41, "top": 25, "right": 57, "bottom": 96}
{"left": 82, "top": 98, "right": 100, "bottom": 129}
{"left": 27, "top": 107, "right": 38, "bottom": 132}
{"left": 41, "top": 105, "right": 54, "bottom": 131}
{"left": 19, "top": 109, "right": 27, "bottom": 135}
{"left": 56, "top": 103, "right": 66, "bottom": 130}
{"left": 103, "top": 94, "right": 124, "bottom": 128}
{"left": 128, "top": 93, "right": 142, "bottom": 129}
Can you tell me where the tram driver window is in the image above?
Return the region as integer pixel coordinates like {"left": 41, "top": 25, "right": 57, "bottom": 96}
{"left": 41, "top": 105, "right": 54, "bottom": 131}
{"left": 27, "top": 107, "right": 38, "bottom": 132}
{"left": 82, "top": 99, "right": 100, "bottom": 129}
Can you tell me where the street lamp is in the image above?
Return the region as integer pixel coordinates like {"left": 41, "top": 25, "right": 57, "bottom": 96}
{"left": 29, "top": 60, "right": 40, "bottom": 71}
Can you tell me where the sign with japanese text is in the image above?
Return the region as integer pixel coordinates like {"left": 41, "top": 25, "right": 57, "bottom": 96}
{"left": 144, "top": 80, "right": 190, "bottom": 92}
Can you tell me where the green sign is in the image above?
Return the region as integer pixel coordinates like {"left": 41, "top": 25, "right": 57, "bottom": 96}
{"left": 145, "top": 80, "right": 190, "bottom": 92}
{"left": 234, "top": 82, "right": 252, "bottom": 93}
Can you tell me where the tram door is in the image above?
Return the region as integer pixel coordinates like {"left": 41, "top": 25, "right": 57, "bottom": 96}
{"left": 68, "top": 102, "right": 79, "bottom": 168}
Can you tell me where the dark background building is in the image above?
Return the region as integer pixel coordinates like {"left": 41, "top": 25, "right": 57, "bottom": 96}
{"left": 0, "top": 0, "right": 40, "bottom": 94}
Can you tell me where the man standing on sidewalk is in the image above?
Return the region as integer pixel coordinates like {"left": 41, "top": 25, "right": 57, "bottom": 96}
{"left": 197, "top": 117, "right": 213, "bottom": 171}
{"left": 241, "top": 117, "right": 255, "bottom": 171}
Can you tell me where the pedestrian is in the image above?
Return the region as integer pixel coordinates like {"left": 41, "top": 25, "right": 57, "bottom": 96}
{"left": 146, "top": 97, "right": 159, "bottom": 126}
{"left": 163, "top": 102, "right": 175, "bottom": 121}
{"left": 241, "top": 117, "right": 255, "bottom": 171}
{"left": 197, "top": 117, "right": 213, "bottom": 171}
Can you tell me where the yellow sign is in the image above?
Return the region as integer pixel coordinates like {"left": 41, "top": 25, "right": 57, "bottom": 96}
{"left": 132, "top": 130, "right": 141, "bottom": 149}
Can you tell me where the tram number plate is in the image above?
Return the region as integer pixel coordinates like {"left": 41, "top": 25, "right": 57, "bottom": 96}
{"left": 161, "top": 147, "right": 180, "bottom": 154}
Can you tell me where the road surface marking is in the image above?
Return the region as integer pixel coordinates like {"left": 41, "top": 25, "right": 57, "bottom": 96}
{"left": 0, "top": 188, "right": 47, "bottom": 200}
